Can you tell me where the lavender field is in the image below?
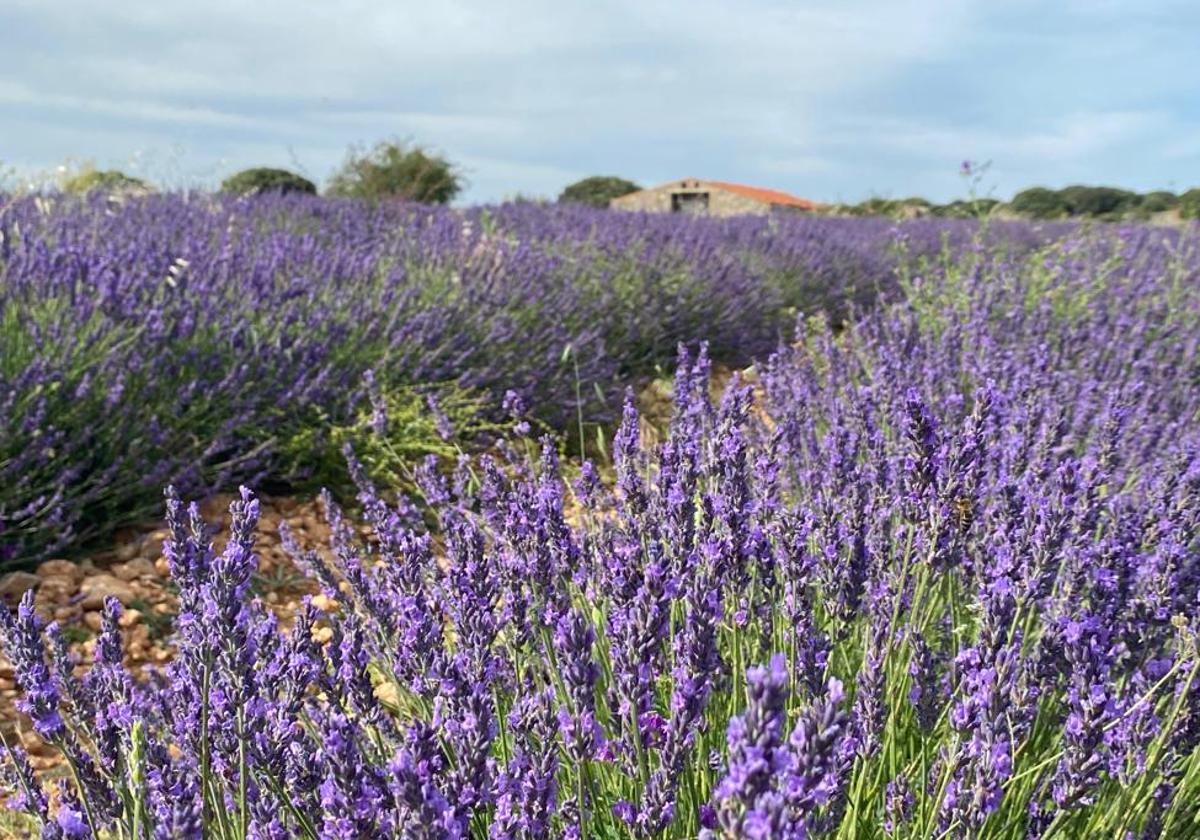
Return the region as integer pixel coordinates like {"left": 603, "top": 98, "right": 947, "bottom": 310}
{"left": 0, "top": 193, "right": 1049, "bottom": 566}
{"left": 3, "top": 196, "right": 1200, "bottom": 838}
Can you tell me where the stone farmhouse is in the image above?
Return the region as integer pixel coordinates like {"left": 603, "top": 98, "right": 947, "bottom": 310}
{"left": 610, "top": 178, "right": 820, "bottom": 217}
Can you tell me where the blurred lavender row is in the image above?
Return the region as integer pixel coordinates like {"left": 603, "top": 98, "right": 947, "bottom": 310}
{"left": 0, "top": 193, "right": 1057, "bottom": 565}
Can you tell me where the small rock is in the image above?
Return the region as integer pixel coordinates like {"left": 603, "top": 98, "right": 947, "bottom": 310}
{"left": 374, "top": 680, "right": 400, "bottom": 708}
{"left": 79, "top": 574, "right": 137, "bottom": 609}
{"left": 311, "top": 594, "right": 338, "bottom": 613}
{"left": 276, "top": 497, "right": 299, "bottom": 515}
{"left": 154, "top": 557, "right": 171, "bottom": 577}
{"left": 115, "top": 541, "right": 140, "bottom": 562}
{"left": 83, "top": 612, "right": 104, "bottom": 632}
{"left": 35, "top": 574, "right": 78, "bottom": 604}
{"left": 37, "top": 559, "right": 83, "bottom": 582}
{"left": 53, "top": 606, "right": 80, "bottom": 622}
{"left": 201, "top": 493, "right": 236, "bottom": 522}
{"left": 111, "top": 557, "right": 158, "bottom": 582}
{"left": 28, "top": 755, "right": 59, "bottom": 771}
{"left": 118, "top": 609, "right": 142, "bottom": 628}
{"left": 0, "top": 571, "right": 40, "bottom": 602}
{"left": 140, "top": 529, "right": 171, "bottom": 561}
{"left": 312, "top": 626, "right": 333, "bottom": 644}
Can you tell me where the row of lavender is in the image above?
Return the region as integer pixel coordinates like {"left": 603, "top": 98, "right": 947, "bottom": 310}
{"left": 0, "top": 193, "right": 1044, "bottom": 566}
{"left": 3, "top": 222, "right": 1199, "bottom": 837}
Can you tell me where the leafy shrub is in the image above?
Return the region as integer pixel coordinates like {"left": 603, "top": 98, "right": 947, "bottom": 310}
{"left": 325, "top": 139, "right": 462, "bottom": 204}
{"left": 931, "top": 198, "right": 1000, "bottom": 219}
{"left": 277, "top": 378, "right": 506, "bottom": 495}
{"left": 1180, "top": 188, "right": 1200, "bottom": 220}
{"left": 1140, "top": 190, "right": 1178, "bottom": 213}
{"left": 220, "top": 167, "right": 316, "bottom": 196}
{"left": 1010, "top": 187, "right": 1069, "bottom": 219}
{"left": 1057, "top": 184, "right": 1141, "bottom": 218}
{"left": 61, "top": 168, "right": 149, "bottom": 195}
{"left": 558, "top": 176, "right": 641, "bottom": 208}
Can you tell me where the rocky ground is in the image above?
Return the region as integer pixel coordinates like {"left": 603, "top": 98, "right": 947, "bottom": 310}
{"left": 0, "top": 493, "right": 334, "bottom": 771}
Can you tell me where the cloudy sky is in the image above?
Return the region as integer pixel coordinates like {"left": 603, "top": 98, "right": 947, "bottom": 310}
{"left": 2, "top": 0, "right": 1197, "bottom": 204}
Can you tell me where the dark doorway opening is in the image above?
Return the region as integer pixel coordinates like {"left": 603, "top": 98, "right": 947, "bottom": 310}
{"left": 671, "top": 192, "right": 709, "bottom": 214}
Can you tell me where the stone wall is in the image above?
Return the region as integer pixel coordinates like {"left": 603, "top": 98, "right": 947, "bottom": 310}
{"left": 611, "top": 179, "right": 790, "bottom": 217}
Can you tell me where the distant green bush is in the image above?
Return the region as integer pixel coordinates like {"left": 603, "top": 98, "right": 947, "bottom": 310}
{"left": 221, "top": 167, "right": 316, "bottom": 196}
{"left": 326, "top": 140, "right": 462, "bottom": 204}
{"left": 1140, "top": 191, "right": 1178, "bottom": 213}
{"left": 558, "top": 176, "right": 640, "bottom": 208}
{"left": 62, "top": 169, "right": 149, "bottom": 196}
{"left": 843, "top": 197, "right": 946, "bottom": 219}
{"left": 1010, "top": 187, "right": 1069, "bottom": 219}
{"left": 1057, "top": 185, "right": 1141, "bottom": 219}
{"left": 1179, "top": 189, "right": 1200, "bottom": 220}
{"left": 931, "top": 198, "right": 1000, "bottom": 219}
{"left": 856, "top": 198, "right": 901, "bottom": 217}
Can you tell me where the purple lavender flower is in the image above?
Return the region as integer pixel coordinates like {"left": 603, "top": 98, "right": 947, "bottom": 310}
{"left": 706, "top": 655, "right": 793, "bottom": 836}
{"left": 638, "top": 572, "right": 723, "bottom": 833}
{"left": 1047, "top": 616, "right": 1119, "bottom": 811}
{"left": 0, "top": 740, "right": 50, "bottom": 825}
{"left": 363, "top": 368, "right": 388, "bottom": 438}
{"left": 908, "top": 632, "right": 944, "bottom": 733}
{"left": 426, "top": 391, "right": 455, "bottom": 441}
{"left": 884, "top": 775, "right": 914, "bottom": 834}
{"left": 0, "top": 592, "right": 64, "bottom": 741}
{"left": 554, "top": 607, "right": 602, "bottom": 763}
{"left": 492, "top": 685, "right": 559, "bottom": 840}
{"left": 783, "top": 678, "right": 850, "bottom": 821}
{"left": 53, "top": 786, "right": 90, "bottom": 839}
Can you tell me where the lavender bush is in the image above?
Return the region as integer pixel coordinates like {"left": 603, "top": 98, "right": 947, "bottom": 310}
{"left": 0, "top": 193, "right": 1054, "bottom": 567}
{"left": 4, "top": 219, "right": 1200, "bottom": 837}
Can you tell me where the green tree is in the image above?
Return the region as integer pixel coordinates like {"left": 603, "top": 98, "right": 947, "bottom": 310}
{"left": 1057, "top": 185, "right": 1140, "bottom": 218}
{"left": 1010, "top": 187, "right": 1069, "bottom": 220}
{"left": 326, "top": 140, "right": 463, "bottom": 204}
{"left": 1178, "top": 188, "right": 1200, "bottom": 220}
{"left": 221, "top": 167, "right": 316, "bottom": 196}
{"left": 1140, "top": 190, "right": 1178, "bottom": 213}
{"left": 558, "top": 176, "right": 640, "bottom": 208}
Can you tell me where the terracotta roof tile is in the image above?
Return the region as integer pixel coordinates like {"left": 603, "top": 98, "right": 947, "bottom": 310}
{"left": 706, "top": 181, "right": 817, "bottom": 210}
